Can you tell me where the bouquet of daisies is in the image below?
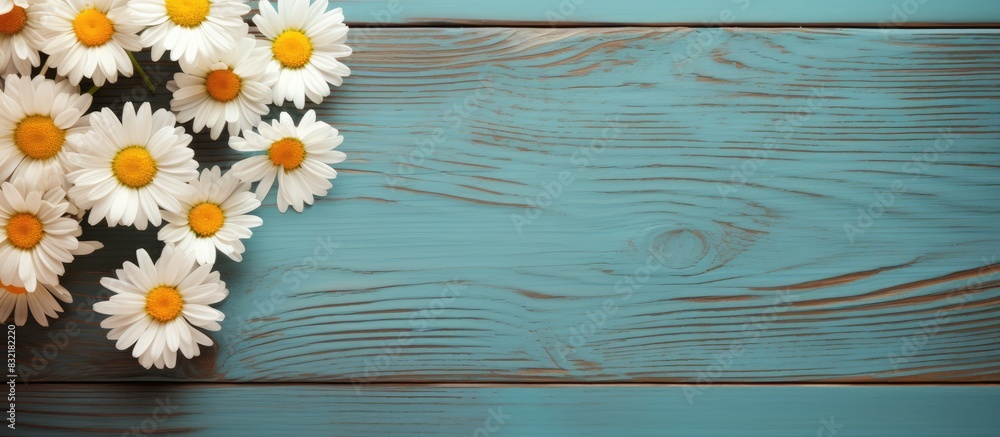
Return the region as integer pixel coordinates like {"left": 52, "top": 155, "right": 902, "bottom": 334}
{"left": 0, "top": 0, "right": 350, "bottom": 369}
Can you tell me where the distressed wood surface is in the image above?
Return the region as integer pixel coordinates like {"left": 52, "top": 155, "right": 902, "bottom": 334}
{"left": 17, "top": 384, "right": 1000, "bottom": 436}
{"left": 333, "top": 0, "right": 1000, "bottom": 26}
{"left": 13, "top": 27, "right": 1000, "bottom": 384}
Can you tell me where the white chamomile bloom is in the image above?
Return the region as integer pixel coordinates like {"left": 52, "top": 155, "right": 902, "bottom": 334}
{"left": 1, "top": 281, "right": 70, "bottom": 326}
{"left": 0, "top": 176, "right": 102, "bottom": 326}
{"left": 0, "top": 1, "right": 45, "bottom": 75}
{"left": 38, "top": 0, "right": 143, "bottom": 86}
{"left": 0, "top": 177, "right": 102, "bottom": 326}
{"left": 0, "top": 181, "right": 82, "bottom": 291}
{"left": 0, "top": 74, "right": 92, "bottom": 183}
{"left": 0, "top": 0, "right": 26, "bottom": 15}
{"left": 159, "top": 166, "right": 263, "bottom": 265}
{"left": 94, "top": 246, "right": 228, "bottom": 370}
{"left": 230, "top": 110, "right": 345, "bottom": 213}
{"left": 129, "top": 0, "right": 249, "bottom": 64}
{"left": 67, "top": 102, "right": 198, "bottom": 230}
{"left": 253, "top": 0, "right": 350, "bottom": 109}
{"left": 167, "top": 36, "right": 276, "bottom": 140}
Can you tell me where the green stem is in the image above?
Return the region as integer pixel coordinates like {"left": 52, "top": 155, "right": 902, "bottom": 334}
{"left": 87, "top": 85, "right": 100, "bottom": 95}
{"left": 128, "top": 51, "right": 156, "bottom": 93}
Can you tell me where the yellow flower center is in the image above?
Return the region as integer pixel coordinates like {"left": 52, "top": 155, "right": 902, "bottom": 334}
{"left": 6, "top": 213, "right": 44, "bottom": 250}
{"left": 1, "top": 283, "right": 28, "bottom": 295}
{"left": 72, "top": 8, "right": 115, "bottom": 47}
{"left": 164, "top": 0, "right": 210, "bottom": 28}
{"left": 205, "top": 69, "right": 242, "bottom": 102}
{"left": 0, "top": 6, "right": 27, "bottom": 35}
{"left": 112, "top": 146, "right": 158, "bottom": 188}
{"left": 145, "top": 286, "right": 184, "bottom": 322}
{"left": 14, "top": 115, "right": 66, "bottom": 161}
{"left": 188, "top": 202, "right": 225, "bottom": 237}
{"left": 272, "top": 30, "right": 313, "bottom": 69}
{"left": 268, "top": 138, "right": 306, "bottom": 170}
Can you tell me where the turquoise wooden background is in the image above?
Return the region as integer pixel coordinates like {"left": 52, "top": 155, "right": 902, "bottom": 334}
{"left": 15, "top": 1, "right": 1000, "bottom": 435}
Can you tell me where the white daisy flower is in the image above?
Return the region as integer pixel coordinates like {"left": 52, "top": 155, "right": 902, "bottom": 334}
{"left": 0, "top": 176, "right": 101, "bottom": 326}
{"left": 129, "top": 0, "right": 249, "bottom": 64}
{"left": 0, "top": 0, "right": 26, "bottom": 15}
{"left": 159, "top": 166, "right": 263, "bottom": 265}
{"left": 94, "top": 246, "right": 228, "bottom": 370}
{"left": 0, "top": 181, "right": 82, "bottom": 291}
{"left": 0, "top": 281, "right": 70, "bottom": 326}
{"left": 0, "top": 174, "right": 102, "bottom": 326}
{"left": 167, "top": 36, "right": 276, "bottom": 140}
{"left": 30, "top": 172, "right": 103, "bottom": 246}
{"left": 37, "top": 0, "right": 143, "bottom": 86}
{"left": 66, "top": 102, "right": 199, "bottom": 230}
{"left": 253, "top": 0, "right": 350, "bottom": 109}
{"left": 0, "top": 74, "right": 92, "bottom": 183}
{"left": 0, "top": 1, "right": 46, "bottom": 76}
{"left": 229, "top": 110, "right": 345, "bottom": 213}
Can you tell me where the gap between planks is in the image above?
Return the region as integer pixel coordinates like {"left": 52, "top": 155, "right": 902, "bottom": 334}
{"left": 21, "top": 381, "right": 1000, "bottom": 387}
{"left": 342, "top": 21, "right": 1000, "bottom": 29}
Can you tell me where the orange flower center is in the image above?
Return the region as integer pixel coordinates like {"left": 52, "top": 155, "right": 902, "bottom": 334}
{"left": 0, "top": 6, "right": 28, "bottom": 35}
{"left": 268, "top": 137, "right": 306, "bottom": 171}
{"left": 72, "top": 8, "right": 115, "bottom": 47}
{"left": 188, "top": 202, "right": 225, "bottom": 237}
{"left": 14, "top": 115, "right": 66, "bottom": 161}
{"left": 1, "top": 283, "right": 28, "bottom": 295}
{"left": 145, "top": 286, "right": 184, "bottom": 322}
{"left": 112, "top": 146, "right": 158, "bottom": 188}
{"left": 6, "top": 213, "right": 44, "bottom": 250}
{"left": 205, "top": 69, "right": 242, "bottom": 102}
{"left": 272, "top": 30, "right": 313, "bottom": 69}
{"left": 164, "top": 0, "right": 210, "bottom": 28}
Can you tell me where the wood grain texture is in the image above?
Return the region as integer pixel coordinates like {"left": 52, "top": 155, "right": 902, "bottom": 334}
{"left": 333, "top": 0, "right": 1000, "bottom": 26}
{"left": 17, "top": 384, "right": 1000, "bottom": 436}
{"left": 12, "top": 28, "right": 1000, "bottom": 383}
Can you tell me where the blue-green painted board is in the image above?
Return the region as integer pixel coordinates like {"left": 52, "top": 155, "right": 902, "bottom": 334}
{"left": 17, "top": 384, "right": 1000, "bottom": 436}
{"left": 333, "top": 0, "right": 1000, "bottom": 25}
{"left": 11, "top": 28, "right": 1000, "bottom": 382}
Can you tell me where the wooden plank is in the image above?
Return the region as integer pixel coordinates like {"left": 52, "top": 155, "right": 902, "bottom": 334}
{"left": 17, "top": 384, "right": 1000, "bottom": 436}
{"left": 13, "top": 28, "right": 1000, "bottom": 383}
{"left": 333, "top": 0, "right": 1000, "bottom": 26}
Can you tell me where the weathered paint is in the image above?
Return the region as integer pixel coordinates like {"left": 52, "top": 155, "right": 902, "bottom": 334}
{"left": 12, "top": 28, "right": 1000, "bottom": 384}
{"left": 333, "top": 0, "right": 1000, "bottom": 25}
{"left": 18, "top": 384, "right": 1000, "bottom": 436}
